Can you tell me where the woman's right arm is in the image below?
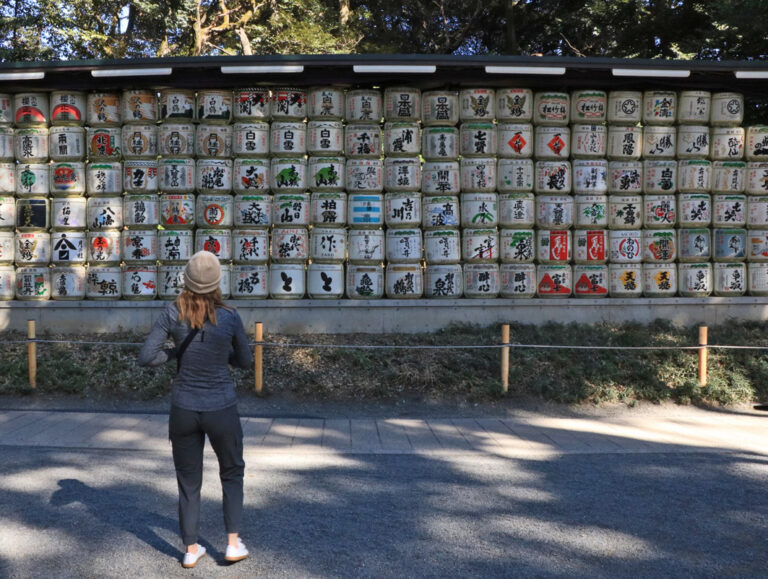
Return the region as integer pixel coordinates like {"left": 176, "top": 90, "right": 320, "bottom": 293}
{"left": 138, "top": 307, "right": 176, "bottom": 367}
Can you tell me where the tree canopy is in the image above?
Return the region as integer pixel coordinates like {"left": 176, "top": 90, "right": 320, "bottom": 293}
{"left": 1, "top": 0, "right": 767, "bottom": 62}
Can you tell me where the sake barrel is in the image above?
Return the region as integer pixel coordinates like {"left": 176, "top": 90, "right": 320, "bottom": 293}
{"left": 499, "top": 192, "right": 535, "bottom": 228}
{"left": 16, "top": 197, "right": 49, "bottom": 230}
{"left": 123, "top": 194, "right": 159, "bottom": 228}
{"left": 678, "top": 263, "right": 713, "bottom": 297}
{"left": 14, "top": 93, "right": 48, "bottom": 127}
{"left": 712, "top": 162, "right": 746, "bottom": 194}
{"left": 608, "top": 230, "right": 642, "bottom": 263}
{"left": 460, "top": 157, "right": 496, "bottom": 192}
{"left": 196, "top": 159, "right": 233, "bottom": 194}
{"left": 607, "top": 91, "right": 642, "bottom": 125}
{"left": 459, "top": 88, "right": 495, "bottom": 121}
{"left": 424, "top": 264, "right": 463, "bottom": 298}
{"left": 344, "top": 123, "right": 381, "bottom": 158}
{"left": 122, "top": 89, "right": 158, "bottom": 124}
{"left": 385, "top": 229, "right": 422, "bottom": 264}
{"left": 310, "top": 227, "right": 347, "bottom": 263}
{"left": 608, "top": 195, "right": 642, "bottom": 229}
{"left": 159, "top": 158, "right": 195, "bottom": 194}
{"left": 461, "top": 193, "right": 497, "bottom": 228}
{"left": 424, "top": 229, "right": 461, "bottom": 264}
{"left": 16, "top": 163, "right": 49, "bottom": 196}
{"left": 677, "top": 125, "right": 710, "bottom": 159}
{"left": 642, "top": 229, "right": 676, "bottom": 263}
{"left": 121, "top": 124, "right": 157, "bottom": 159}
{"left": 87, "top": 92, "right": 121, "bottom": 126}
{"left": 158, "top": 264, "right": 185, "bottom": 298}
{"left": 86, "top": 127, "right": 121, "bottom": 160}
{"left": 422, "top": 91, "right": 459, "bottom": 126}
{"left": 311, "top": 192, "right": 347, "bottom": 226}
{"left": 234, "top": 88, "right": 271, "bottom": 121}
{"left": 86, "top": 161, "right": 121, "bottom": 196}
{"left": 607, "top": 126, "right": 642, "bottom": 161}
{"left": 346, "top": 264, "right": 385, "bottom": 299}
{"left": 270, "top": 158, "right": 307, "bottom": 192}
{"left": 307, "top": 157, "right": 345, "bottom": 192}
{"left": 534, "top": 125, "right": 569, "bottom": 160}
{"left": 49, "top": 126, "right": 85, "bottom": 162}
{"left": 159, "top": 123, "right": 195, "bottom": 157}
{"left": 269, "top": 263, "right": 306, "bottom": 299}
{"left": 15, "top": 127, "right": 49, "bottom": 162}
{"left": 232, "top": 229, "right": 269, "bottom": 264}
{"left": 272, "top": 193, "right": 310, "bottom": 227}
{"left": 385, "top": 192, "right": 421, "bottom": 227}
{"left": 49, "top": 162, "right": 85, "bottom": 196}
{"left": 713, "top": 228, "right": 746, "bottom": 262}
{"left": 123, "top": 160, "right": 158, "bottom": 194}
{"left": 48, "top": 91, "right": 86, "bottom": 127}
{"left": 384, "top": 87, "right": 421, "bottom": 122}
{"left": 747, "top": 196, "right": 768, "bottom": 228}
{"left": 496, "top": 89, "right": 533, "bottom": 122}
{"left": 160, "top": 194, "right": 195, "bottom": 228}
{"left": 572, "top": 160, "right": 607, "bottom": 195}
{"left": 195, "top": 124, "right": 233, "bottom": 158}
{"left": 160, "top": 89, "right": 195, "bottom": 121}
{"left": 609, "top": 263, "right": 643, "bottom": 297}
{"left": 748, "top": 263, "right": 768, "bottom": 295}
{"left": 233, "top": 158, "right": 269, "bottom": 194}
{"left": 644, "top": 195, "right": 677, "bottom": 228}
{"left": 230, "top": 264, "right": 269, "bottom": 299}
{"left": 385, "top": 157, "right": 421, "bottom": 193}
{"left": 271, "top": 121, "right": 307, "bottom": 156}
{"left": 461, "top": 122, "right": 497, "bottom": 157}
{"left": 747, "top": 230, "right": 768, "bottom": 262}
{"left": 0, "top": 231, "right": 12, "bottom": 263}
{"left": 0, "top": 265, "right": 14, "bottom": 300}
{"left": 345, "top": 89, "right": 382, "bottom": 124}
{"left": 678, "top": 193, "right": 712, "bottom": 227}
{"left": 573, "top": 264, "right": 609, "bottom": 298}
{"left": 533, "top": 92, "right": 569, "bottom": 126}
{"left": 463, "top": 228, "right": 499, "bottom": 262}
{"left": 15, "top": 267, "right": 50, "bottom": 300}
{"left": 499, "top": 229, "right": 534, "bottom": 264}
{"left": 536, "top": 195, "right": 574, "bottom": 229}
{"left": 464, "top": 263, "right": 500, "bottom": 298}
{"left": 87, "top": 230, "right": 121, "bottom": 264}
{"left": 747, "top": 162, "right": 768, "bottom": 195}
{"left": 677, "top": 91, "right": 711, "bottom": 125}
{"left": 122, "top": 229, "right": 158, "bottom": 264}
{"left": 15, "top": 231, "right": 50, "bottom": 265}
{"left": 422, "top": 195, "right": 460, "bottom": 229}
{"left": 678, "top": 228, "right": 711, "bottom": 262}
{"left": 535, "top": 229, "right": 571, "bottom": 264}
{"left": 536, "top": 264, "right": 572, "bottom": 297}
{"left": 422, "top": 161, "right": 460, "bottom": 195}
{"left": 50, "top": 231, "right": 86, "bottom": 264}
{"left": 158, "top": 229, "right": 194, "bottom": 263}
{"left": 0, "top": 94, "right": 11, "bottom": 126}
{"left": 497, "top": 123, "right": 533, "bottom": 159}
{"left": 713, "top": 194, "right": 747, "bottom": 227}
{"left": 0, "top": 127, "right": 13, "bottom": 161}
{"left": 271, "top": 88, "right": 307, "bottom": 121}
{"left": 714, "top": 262, "right": 746, "bottom": 296}
{"left": 195, "top": 229, "right": 232, "bottom": 261}
{"left": 534, "top": 161, "right": 571, "bottom": 194}
{"left": 0, "top": 163, "right": 13, "bottom": 194}
{"left": 122, "top": 265, "right": 157, "bottom": 300}
{"left": 385, "top": 263, "right": 423, "bottom": 298}
{"left": 643, "top": 160, "right": 677, "bottom": 194}
{"left": 570, "top": 89, "right": 606, "bottom": 122}
{"left": 308, "top": 86, "right": 344, "bottom": 120}
{"left": 574, "top": 195, "right": 608, "bottom": 228}
{"left": 643, "top": 263, "right": 677, "bottom": 297}
{"left": 270, "top": 226, "right": 308, "bottom": 262}
{"left": 746, "top": 126, "right": 768, "bottom": 162}
{"left": 197, "top": 89, "right": 232, "bottom": 124}
{"left": 571, "top": 124, "right": 606, "bottom": 159}
{"left": 348, "top": 229, "right": 385, "bottom": 264}
{"left": 196, "top": 194, "right": 233, "bottom": 228}
{"left": 85, "top": 265, "right": 122, "bottom": 299}
{"left": 307, "top": 263, "right": 345, "bottom": 299}
{"left": 608, "top": 161, "right": 643, "bottom": 194}
{"left": 232, "top": 122, "right": 269, "bottom": 157}
{"left": 642, "top": 125, "right": 676, "bottom": 159}
{"left": 500, "top": 263, "right": 536, "bottom": 298}
{"left": 573, "top": 229, "right": 607, "bottom": 264}
{"left": 711, "top": 127, "right": 745, "bottom": 161}
{"left": 711, "top": 92, "right": 744, "bottom": 126}
{"left": 643, "top": 91, "right": 676, "bottom": 125}
{"left": 0, "top": 196, "right": 13, "bottom": 229}
{"left": 422, "top": 127, "right": 459, "bottom": 161}
{"left": 347, "top": 193, "right": 384, "bottom": 228}
{"left": 86, "top": 196, "right": 123, "bottom": 230}
{"left": 383, "top": 122, "right": 420, "bottom": 156}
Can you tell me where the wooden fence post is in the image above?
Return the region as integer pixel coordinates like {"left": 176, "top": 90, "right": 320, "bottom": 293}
{"left": 27, "top": 320, "right": 36, "bottom": 389}
{"left": 254, "top": 322, "right": 263, "bottom": 395}
{"left": 698, "top": 325, "right": 708, "bottom": 387}
{"left": 501, "top": 324, "right": 510, "bottom": 393}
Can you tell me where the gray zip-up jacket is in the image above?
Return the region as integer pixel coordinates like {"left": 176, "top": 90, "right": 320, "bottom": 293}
{"left": 138, "top": 302, "right": 253, "bottom": 412}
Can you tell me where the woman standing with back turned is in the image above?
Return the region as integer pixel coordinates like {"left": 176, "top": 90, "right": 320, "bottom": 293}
{"left": 139, "top": 250, "right": 253, "bottom": 568}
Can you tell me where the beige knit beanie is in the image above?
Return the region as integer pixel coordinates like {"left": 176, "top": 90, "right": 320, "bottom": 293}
{"left": 184, "top": 251, "right": 222, "bottom": 294}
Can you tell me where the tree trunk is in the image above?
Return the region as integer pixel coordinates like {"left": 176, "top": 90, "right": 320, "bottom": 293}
{"left": 237, "top": 27, "right": 252, "bottom": 54}
{"left": 504, "top": 0, "right": 520, "bottom": 55}
{"left": 340, "top": 0, "right": 350, "bottom": 27}
{"left": 193, "top": 0, "right": 205, "bottom": 56}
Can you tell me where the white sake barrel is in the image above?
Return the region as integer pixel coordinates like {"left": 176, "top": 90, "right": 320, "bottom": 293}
{"left": 608, "top": 195, "right": 643, "bottom": 229}
{"left": 308, "top": 86, "right": 343, "bottom": 120}
{"left": 15, "top": 267, "right": 50, "bottom": 300}
{"left": 86, "top": 161, "right": 121, "bottom": 196}
{"left": 344, "top": 123, "right": 381, "bottom": 158}
{"left": 533, "top": 92, "right": 569, "bottom": 126}
{"left": 122, "top": 265, "right": 157, "bottom": 300}
{"left": 607, "top": 126, "right": 642, "bottom": 161}
{"left": 747, "top": 196, "right": 768, "bottom": 228}
{"left": 385, "top": 263, "right": 423, "bottom": 298}
{"left": 0, "top": 127, "right": 13, "bottom": 161}
{"left": 232, "top": 121, "right": 269, "bottom": 157}
{"left": 677, "top": 91, "right": 711, "bottom": 125}
{"left": 677, "top": 125, "right": 710, "bottom": 159}
{"left": 607, "top": 91, "right": 642, "bottom": 124}
{"left": 307, "top": 263, "right": 345, "bottom": 299}
{"left": 0, "top": 231, "right": 13, "bottom": 263}
{"left": 747, "top": 162, "right": 768, "bottom": 195}
{"left": 574, "top": 229, "right": 607, "bottom": 264}
{"left": 158, "top": 265, "right": 185, "bottom": 299}
{"left": 678, "top": 228, "right": 711, "bottom": 262}
{"left": 158, "top": 229, "right": 194, "bottom": 263}
{"left": 0, "top": 94, "right": 10, "bottom": 125}
{"left": 15, "top": 127, "right": 49, "bottom": 162}
{"left": 311, "top": 192, "right": 347, "bottom": 226}
{"left": 712, "top": 162, "right": 746, "bottom": 194}
{"left": 385, "top": 157, "right": 421, "bottom": 192}
{"left": 121, "top": 124, "right": 157, "bottom": 159}
{"left": 346, "top": 158, "right": 384, "bottom": 193}
{"left": 536, "top": 264, "right": 572, "bottom": 297}
{"left": 51, "top": 231, "right": 86, "bottom": 265}
{"left": 643, "top": 91, "right": 676, "bottom": 125}
{"left": 86, "top": 92, "right": 120, "bottom": 126}
{"left": 15, "top": 197, "right": 49, "bottom": 231}
{"left": 195, "top": 124, "right": 232, "bottom": 158}
{"left": 196, "top": 89, "right": 232, "bottom": 124}
{"left": 461, "top": 122, "right": 497, "bottom": 157}
{"left": 713, "top": 194, "right": 747, "bottom": 227}
{"left": 0, "top": 265, "right": 14, "bottom": 299}
{"left": 496, "top": 89, "right": 533, "bottom": 122}
{"left": 499, "top": 192, "right": 535, "bottom": 228}
{"left": 571, "top": 124, "right": 606, "bottom": 159}
{"left": 424, "top": 264, "right": 463, "bottom": 298}
{"left": 573, "top": 264, "right": 609, "bottom": 298}
{"left": 310, "top": 227, "right": 347, "bottom": 263}
{"left": 196, "top": 194, "right": 233, "bottom": 228}
{"left": 345, "top": 89, "right": 382, "bottom": 123}
{"left": 534, "top": 125, "right": 569, "bottom": 160}
{"left": 307, "top": 157, "right": 344, "bottom": 193}
{"left": 642, "top": 125, "right": 676, "bottom": 158}
{"left": 497, "top": 123, "right": 533, "bottom": 159}
{"left": 231, "top": 264, "right": 269, "bottom": 299}
{"left": 678, "top": 263, "right": 713, "bottom": 297}
{"left": 608, "top": 161, "right": 643, "bottom": 194}
{"left": 272, "top": 193, "right": 310, "bottom": 227}
{"left": 15, "top": 232, "right": 50, "bottom": 265}
{"left": 500, "top": 263, "right": 536, "bottom": 298}
{"left": 121, "top": 89, "right": 158, "bottom": 124}
{"left": 642, "top": 229, "right": 676, "bottom": 263}
{"left": 233, "top": 158, "right": 269, "bottom": 194}
{"left": 711, "top": 92, "right": 744, "bottom": 126}
{"left": 160, "top": 89, "right": 195, "bottom": 121}
{"left": 574, "top": 195, "right": 608, "bottom": 228}
{"left": 346, "top": 264, "right": 385, "bottom": 299}
{"left": 749, "top": 263, "right": 768, "bottom": 295}
{"left": 196, "top": 159, "right": 233, "bottom": 194}
{"left": 86, "top": 127, "right": 121, "bottom": 160}
{"left": 385, "top": 192, "right": 421, "bottom": 227}
{"left": 383, "top": 122, "right": 420, "bottom": 156}
{"left": 0, "top": 163, "right": 13, "bottom": 194}
{"left": 85, "top": 265, "right": 122, "bottom": 299}
{"left": 499, "top": 229, "right": 535, "bottom": 264}
{"left": 643, "top": 263, "right": 677, "bottom": 297}
{"left": 158, "top": 123, "right": 195, "bottom": 157}
{"left": 459, "top": 88, "right": 495, "bottom": 121}
{"left": 609, "top": 263, "right": 643, "bottom": 297}
{"left": 123, "top": 194, "right": 159, "bottom": 228}
{"left": 195, "top": 229, "right": 232, "bottom": 261}
{"left": 123, "top": 160, "right": 158, "bottom": 194}
{"left": 461, "top": 193, "right": 497, "bottom": 228}
{"left": 14, "top": 93, "right": 48, "bottom": 126}
{"left": 711, "top": 127, "right": 745, "bottom": 161}
{"left": 159, "top": 158, "right": 195, "bottom": 193}
{"left": 536, "top": 195, "right": 574, "bottom": 229}
{"left": 307, "top": 120, "right": 343, "bottom": 156}
{"left": 49, "top": 126, "right": 85, "bottom": 162}
{"left": 608, "top": 230, "right": 642, "bottom": 263}
{"left": 0, "top": 197, "right": 14, "bottom": 230}
{"left": 49, "top": 91, "right": 86, "bottom": 126}
{"left": 384, "top": 87, "right": 421, "bottom": 122}
{"left": 422, "top": 91, "right": 459, "bottom": 126}
{"left": 270, "top": 121, "right": 306, "bottom": 157}
{"left": 535, "top": 229, "right": 571, "bottom": 264}
{"left": 678, "top": 193, "right": 712, "bottom": 227}
{"left": 424, "top": 229, "right": 461, "bottom": 264}
{"left": 232, "top": 229, "right": 269, "bottom": 264}
{"left": 234, "top": 88, "right": 271, "bottom": 121}
{"left": 347, "top": 193, "right": 384, "bottom": 228}
{"left": 713, "top": 262, "right": 746, "bottom": 296}
{"left": 748, "top": 230, "right": 768, "bottom": 262}
{"left": 122, "top": 229, "right": 158, "bottom": 263}
{"left": 50, "top": 161, "right": 85, "bottom": 196}
{"left": 270, "top": 226, "right": 308, "bottom": 262}
{"left": 422, "top": 195, "right": 460, "bottom": 229}
{"left": 385, "top": 229, "right": 422, "bottom": 264}
{"left": 643, "top": 160, "right": 677, "bottom": 194}
{"left": 87, "top": 230, "right": 121, "bottom": 264}
{"left": 463, "top": 228, "right": 499, "bottom": 262}
{"left": 570, "top": 89, "right": 606, "bottom": 123}
{"left": 535, "top": 161, "right": 571, "bottom": 194}
{"left": 422, "top": 161, "right": 460, "bottom": 195}
{"left": 270, "top": 158, "right": 307, "bottom": 192}
{"left": 269, "top": 263, "right": 306, "bottom": 299}
{"left": 644, "top": 195, "right": 676, "bottom": 228}
{"left": 16, "top": 163, "right": 49, "bottom": 196}
{"left": 87, "top": 196, "right": 123, "bottom": 230}
{"left": 746, "top": 126, "right": 768, "bottom": 162}
{"left": 160, "top": 194, "right": 195, "bottom": 229}
{"left": 713, "top": 228, "right": 747, "bottom": 262}
{"left": 572, "top": 159, "right": 607, "bottom": 195}
{"left": 348, "top": 229, "right": 385, "bottom": 263}
{"left": 464, "top": 263, "right": 500, "bottom": 298}
{"left": 422, "top": 127, "right": 459, "bottom": 161}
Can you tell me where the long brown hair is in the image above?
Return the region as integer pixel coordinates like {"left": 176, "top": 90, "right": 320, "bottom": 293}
{"left": 176, "top": 288, "right": 231, "bottom": 329}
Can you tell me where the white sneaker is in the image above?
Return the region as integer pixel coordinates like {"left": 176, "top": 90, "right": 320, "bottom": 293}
{"left": 225, "top": 538, "right": 249, "bottom": 562}
{"left": 182, "top": 544, "right": 206, "bottom": 568}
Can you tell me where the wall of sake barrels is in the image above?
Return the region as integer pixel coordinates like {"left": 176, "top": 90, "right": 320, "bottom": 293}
{"left": 0, "top": 86, "right": 766, "bottom": 303}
